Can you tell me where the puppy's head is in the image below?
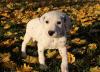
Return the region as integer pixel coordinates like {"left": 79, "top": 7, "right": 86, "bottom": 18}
{"left": 40, "top": 11, "right": 71, "bottom": 37}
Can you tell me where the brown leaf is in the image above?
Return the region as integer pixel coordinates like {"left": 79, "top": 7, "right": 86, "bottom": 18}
{"left": 4, "top": 24, "right": 11, "bottom": 29}
{"left": 0, "top": 53, "right": 11, "bottom": 62}
{"left": 21, "top": 63, "right": 32, "bottom": 72}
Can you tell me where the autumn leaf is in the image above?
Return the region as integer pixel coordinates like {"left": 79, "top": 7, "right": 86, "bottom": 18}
{"left": 0, "top": 53, "right": 11, "bottom": 62}
{"left": 68, "top": 52, "right": 75, "bottom": 63}
{"left": 2, "top": 61, "right": 16, "bottom": 69}
{"left": 71, "top": 38, "right": 86, "bottom": 45}
{"left": 88, "top": 43, "right": 97, "bottom": 50}
{"left": 4, "top": 24, "right": 11, "bottom": 29}
{"left": 43, "top": 7, "right": 50, "bottom": 12}
{"left": 0, "top": 39, "right": 15, "bottom": 47}
{"left": 56, "top": 52, "right": 75, "bottom": 63}
{"left": 46, "top": 50, "right": 58, "bottom": 58}
{"left": 70, "top": 26, "right": 79, "bottom": 35}
{"left": 90, "top": 66, "right": 100, "bottom": 72}
{"left": 23, "top": 56, "right": 39, "bottom": 64}
{"left": 0, "top": 12, "right": 10, "bottom": 18}
{"left": 20, "top": 63, "right": 33, "bottom": 72}
{"left": 12, "top": 47, "right": 20, "bottom": 53}
{"left": 7, "top": 3, "right": 14, "bottom": 9}
{"left": 4, "top": 31, "right": 13, "bottom": 36}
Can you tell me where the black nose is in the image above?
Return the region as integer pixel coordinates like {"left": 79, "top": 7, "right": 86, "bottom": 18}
{"left": 48, "top": 31, "right": 55, "bottom": 36}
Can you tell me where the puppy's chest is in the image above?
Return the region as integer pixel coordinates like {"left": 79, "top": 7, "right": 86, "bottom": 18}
{"left": 46, "top": 38, "right": 66, "bottom": 49}
{"left": 48, "top": 39, "right": 58, "bottom": 49}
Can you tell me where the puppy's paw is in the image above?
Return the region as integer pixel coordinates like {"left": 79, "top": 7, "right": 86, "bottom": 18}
{"left": 40, "top": 64, "right": 48, "bottom": 70}
{"left": 21, "top": 52, "right": 27, "bottom": 58}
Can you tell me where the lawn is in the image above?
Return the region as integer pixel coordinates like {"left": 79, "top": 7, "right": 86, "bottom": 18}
{"left": 0, "top": 0, "right": 100, "bottom": 72}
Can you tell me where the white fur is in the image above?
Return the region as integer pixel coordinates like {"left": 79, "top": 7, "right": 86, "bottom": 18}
{"left": 21, "top": 11, "right": 71, "bottom": 72}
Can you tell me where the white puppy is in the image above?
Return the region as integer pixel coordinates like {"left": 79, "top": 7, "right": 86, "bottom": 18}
{"left": 21, "top": 11, "right": 71, "bottom": 72}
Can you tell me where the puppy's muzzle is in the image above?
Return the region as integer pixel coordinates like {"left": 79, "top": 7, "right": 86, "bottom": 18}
{"left": 48, "top": 30, "right": 55, "bottom": 36}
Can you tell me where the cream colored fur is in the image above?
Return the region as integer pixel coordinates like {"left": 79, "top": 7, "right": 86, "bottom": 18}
{"left": 21, "top": 11, "right": 71, "bottom": 72}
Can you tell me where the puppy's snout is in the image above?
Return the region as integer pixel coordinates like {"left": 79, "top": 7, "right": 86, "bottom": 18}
{"left": 48, "top": 31, "right": 55, "bottom": 36}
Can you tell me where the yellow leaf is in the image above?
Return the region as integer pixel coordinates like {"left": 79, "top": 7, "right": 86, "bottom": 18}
{"left": 88, "top": 43, "right": 97, "bottom": 50}
{"left": 70, "top": 26, "right": 79, "bottom": 35}
{"left": 4, "top": 24, "right": 11, "bottom": 29}
{"left": 68, "top": 52, "right": 75, "bottom": 63}
{"left": 95, "top": 4, "right": 100, "bottom": 10}
{"left": 23, "top": 56, "right": 39, "bottom": 64}
{"left": 90, "top": 66, "right": 100, "bottom": 72}
{"left": 2, "top": 39, "right": 15, "bottom": 46}
{"left": 21, "top": 63, "right": 32, "bottom": 72}
{"left": 46, "top": 50, "right": 57, "bottom": 58}
{"left": 7, "top": 3, "right": 14, "bottom": 9}
{"left": 22, "top": 18, "right": 30, "bottom": 23}
{"left": 95, "top": 10, "right": 100, "bottom": 15}
{"left": 0, "top": 53, "right": 11, "bottom": 62}
{"left": 82, "top": 21, "right": 92, "bottom": 27}
{"left": 56, "top": 52, "right": 75, "bottom": 64}
{"left": 1, "top": 13, "right": 10, "bottom": 18}
{"left": 43, "top": 7, "right": 50, "bottom": 12}
{"left": 71, "top": 38, "right": 86, "bottom": 45}
{"left": 20, "top": 36, "right": 24, "bottom": 40}
{"left": 37, "top": 8, "right": 42, "bottom": 12}
{"left": 4, "top": 31, "right": 13, "bottom": 36}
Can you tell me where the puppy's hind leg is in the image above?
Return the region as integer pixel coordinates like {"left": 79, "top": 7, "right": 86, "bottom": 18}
{"left": 21, "top": 33, "right": 31, "bottom": 58}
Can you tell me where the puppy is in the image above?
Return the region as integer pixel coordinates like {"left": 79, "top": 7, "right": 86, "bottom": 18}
{"left": 21, "top": 11, "right": 71, "bottom": 72}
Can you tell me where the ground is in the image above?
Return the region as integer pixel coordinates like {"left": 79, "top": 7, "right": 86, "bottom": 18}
{"left": 0, "top": 0, "right": 100, "bottom": 72}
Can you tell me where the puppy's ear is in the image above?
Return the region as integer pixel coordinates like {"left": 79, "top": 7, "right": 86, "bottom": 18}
{"left": 62, "top": 14, "right": 72, "bottom": 34}
{"left": 39, "top": 13, "right": 47, "bottom": 24}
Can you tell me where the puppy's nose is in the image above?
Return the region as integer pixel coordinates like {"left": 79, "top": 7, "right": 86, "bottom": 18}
{"left": 48, "top": 31, "right": 55, "bottom": 36}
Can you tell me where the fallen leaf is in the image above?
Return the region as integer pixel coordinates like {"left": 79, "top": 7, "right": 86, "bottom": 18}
{"left": 4, "top": 24, "right": 11, "bottom": 29}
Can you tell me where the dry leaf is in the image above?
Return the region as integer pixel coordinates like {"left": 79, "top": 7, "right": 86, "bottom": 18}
{"left": 12, "top": 47, "right": 19, "bottom": 53}
{"left": 0, "top": 53, "right": 11, "bottom": 62}
{"left": 2, "top": 39, "right": 15, "bottom": 46}
{"left": 4, "top": 24, "right": 11, "bottom": 29}
{"left": 0, "top": 12, "right": 10, "bottom": 18}
{"left": 68, "top": 52, "right": 75, "bottom": 63}
{"left": 88, "top": 43, "right": 97, "bottom": 50}
{"left": 23, "top": 56, "right": 39, "bottom": 64}
{"left": 70, "top": 26, "right": 79, "bottom": 35}
{"left": 71, "top": 38, "right": 86, "bottom": 45}
{"left": 7, "top": 3, "right": 14, "bottom": 9}
{"left": 4, "top": 31, "right": 13, "bottom": 36}
{"left": 90, "top": 66, "right": 100, "bottom": 72}
{"left": 56, "top": 52, "right": 75, "bottom": 63}
{"left": 46, "top": 50, "right": 57, "bottom": 58}
{"left": 2, "top": 61, "right": 16, "bottom": 69}
{"left": 21, "top": 63, "right": 32, "bottom": 72}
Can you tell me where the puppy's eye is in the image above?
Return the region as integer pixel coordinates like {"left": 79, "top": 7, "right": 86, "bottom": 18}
{"left": 57, "top": 21, "right": 61, "bottom": 25}
{"left": 45, "top": 20, "right": 49, "bottom": 24}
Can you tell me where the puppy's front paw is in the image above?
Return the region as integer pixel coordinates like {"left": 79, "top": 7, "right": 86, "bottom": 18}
{"left": 21, "top": 52, "right": 27, "bottom": 58}
{"left": 40, "top": 64, "right": 48, "bottom": 70}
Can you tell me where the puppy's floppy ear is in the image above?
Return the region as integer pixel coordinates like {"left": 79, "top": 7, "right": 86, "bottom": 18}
{"left": 62, "top": 14, "right": 72, "bottom": 33}
{"left": 39, "top": 13, "right": 47, "bottom": 24}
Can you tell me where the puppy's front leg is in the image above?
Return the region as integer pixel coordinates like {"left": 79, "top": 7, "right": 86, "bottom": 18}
{"left": 58, "top": 47, "right": 68, "bottom": 72}
{"left": 38, "top": 45, "right": 48, "bottom": 70}
{"left": 21, "top": 33, "right": 31, "bottom": 57}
